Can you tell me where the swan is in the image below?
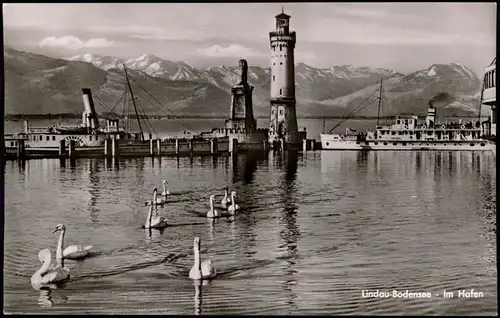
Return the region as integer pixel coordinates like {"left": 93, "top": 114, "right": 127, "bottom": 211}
{"left": 31, "top": 249, "right": 70, "bottom": 285}
{"left": 161, "top": 180, "right": 170, "bottom": 197}
{"left": 144, "top": 187, "right": 167, "bottom": 206}
{"left": 227, "top": 191, "right": 240, "bottom": 214}
{"left": 144, "top": 200, "right": 168, "bottom": 229}
{"left": 207, "top": 195, "right": 220, "bottom": 218}
{"left": 50, "top": 224, "right": 92, "bottom": 260}
{"left": 189, "top": 237, "right": 217, "bottom": 280}
{"left": 220, "top": 186, "right": 229, "bottom": 209}
{"left": 31, "top": 225, "right": 71, "bottom": 285}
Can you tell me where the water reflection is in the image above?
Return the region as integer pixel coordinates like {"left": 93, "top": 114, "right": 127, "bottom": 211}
{"left": 87, "top": 159, "right": 101, "bottom": 223}
{"left": 193, "top": 279, "right": 203, "bottom": 315}
{"left": 278, "top": 150, "right": 299, "bottom": 312}
{"left": 231, "top": 152, "right": 266, "bottom": 184}
{"left": 17, "top": 159, "right": 26, "bottom": 172}
{"left": 32, "top": 282, "right": 68, "bottom": 308}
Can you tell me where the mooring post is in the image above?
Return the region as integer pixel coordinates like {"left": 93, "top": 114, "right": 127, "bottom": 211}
{"left": 104, "top": 136, "right": 109, "bottom": 158}
{"left": 17, "top": 139, "right": 25, "bottom": 159}
{"left": 150, "top": 138, "right": 154, "bottom": 156}
{"left": 156, "top": 139, "right": 161, "bottom": 156}
{"left": 112, "top": 136, "right": 118, "bottom": 158}
{"left": 68, "top": 140, "right": 76, "bottom": 159}
{"left": 59, "top": 139, "right": 66, "bottom": 158}
{"left": 311, "top": 139, "right": 316, "bottom": 151}
{"left": 189, "top": 139, "right": 194, "bottom": 155}
{"left": 231, "top": 138, "right": 239, "bottom": 155}
{"left": 210, "top": 138, "right": 217, "bottom": 154}
{"left": 302, "top": 139, "right": 307, "bottom": 152}
{"left": 175, "top": 139, "right": 179, "bottom": 155}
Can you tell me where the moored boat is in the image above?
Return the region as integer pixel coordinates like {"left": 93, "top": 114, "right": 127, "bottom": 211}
{"left": 321, "top": 79, "right": 493, "bottom": 151}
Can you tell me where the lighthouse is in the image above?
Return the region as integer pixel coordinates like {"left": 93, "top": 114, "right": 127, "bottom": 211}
{"left": 268, "top": 8, "right": 300, "bottom": 149}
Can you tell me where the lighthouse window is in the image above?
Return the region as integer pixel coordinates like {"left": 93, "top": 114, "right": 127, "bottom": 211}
{"left": 273, "top": 75, "right": 275, "bottom": 81}
{"left": 46, "top": 136, "right": 49, "bottom": 141}
{"left": 52, "top": 136, "right": 55, "bottom": 141}
{"left": 280, "top": 89, "right": 282, "bottom": 95}
{"left": 280, "top": 109, "right": 283, "bottom": 115}
{"left": 10, "top": 142, "right": 14, "bottom": 147}
{"left": 280, "top": 45, "right": 282, "bottom": 51}
{"left": 280, "top": 62, "right": 283, "bottom": 65}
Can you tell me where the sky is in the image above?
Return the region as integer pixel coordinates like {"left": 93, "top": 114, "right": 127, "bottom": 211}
{"left": 3, "top": 2, "right": 497, "bottom": 75}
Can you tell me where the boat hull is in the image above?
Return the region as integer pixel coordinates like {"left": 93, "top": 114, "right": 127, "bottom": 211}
{"left": 320, "top": 134, "right": 493, "bottom": 151}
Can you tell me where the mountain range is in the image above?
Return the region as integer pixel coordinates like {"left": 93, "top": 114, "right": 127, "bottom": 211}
{"left": 4, "top": 46, "right": 486, "bottom": 119}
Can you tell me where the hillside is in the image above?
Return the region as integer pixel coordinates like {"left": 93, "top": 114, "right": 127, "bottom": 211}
{"left": 316, "top": 63, "right": 484, "bottom": 118}
{"left": 4, "top": 47, "right": 484, "bottom": 118}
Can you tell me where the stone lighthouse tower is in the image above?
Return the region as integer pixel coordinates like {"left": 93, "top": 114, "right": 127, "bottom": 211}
{"left": 268, "top": 8, "right": 300, "bottom": 149}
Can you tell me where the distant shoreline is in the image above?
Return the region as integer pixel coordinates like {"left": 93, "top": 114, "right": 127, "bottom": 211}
{"left": 4, "top": 113, "right": 482, "bottom": 121}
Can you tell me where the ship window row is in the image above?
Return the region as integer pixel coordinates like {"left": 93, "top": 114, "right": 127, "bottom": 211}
{"left": 29, "top": 135, "right": 58, "bottom": 141}
{"left": 484, "top": 70, "right": 495, "bottom": 88}
{"left": 396, "top": 119, "right": 416, "bottom": 125}
{"left": 356, "top": 141, "right": 486, "bottom": 147}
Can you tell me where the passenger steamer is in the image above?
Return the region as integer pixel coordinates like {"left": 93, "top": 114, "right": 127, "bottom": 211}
{"left": 4, "top": 66, "right": 153, "bottom": 153}
{"left": 320, "top": 77, "right": 495, "bottom": 151}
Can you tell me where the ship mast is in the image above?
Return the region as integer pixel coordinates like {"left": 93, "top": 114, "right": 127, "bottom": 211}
{"left": 376, "top": 78, "right": 383, "bottom": 127}
{"left": 477, "top": 81, "right": 484, "bottom": 127}
{"left": 123, "top": 64, "right": 145, "bottom": 141}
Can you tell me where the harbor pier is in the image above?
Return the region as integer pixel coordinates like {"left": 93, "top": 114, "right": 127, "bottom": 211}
{"left": 3, "top": 136, "right": 236, "bottom": 161}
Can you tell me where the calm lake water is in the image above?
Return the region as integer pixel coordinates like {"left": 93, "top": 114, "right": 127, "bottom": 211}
{"left": 3, "top": 149, "right": 497, "bottom": 315}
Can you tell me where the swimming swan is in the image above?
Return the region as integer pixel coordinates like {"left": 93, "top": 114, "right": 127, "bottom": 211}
{"left": 189, "top": 237, "right": 216, "bottom": 280}
{"left": 31, "top": 225, "right": 71, "bottom": 285}
{"left": 144, "top": 195, "right": 168, "bottom": 229}
{"left": 144, "top": 187, "right": 166, "bottom": 206}
{"left": 220, "top": 186, "right": 229, "bottom": 209}
{"left": 161, "top": 180, "right": 170, "bottom": 197}
{"left": 31, "top": 249, "right": 70, "bottom": 286}
{"left": 48, "top": 224, "right": 92, "bottom": 260}
{"left": 207, "top": 195, "right": 220, "bottom": 218}
{"left": 227, "top": 191, "right": 240, "bottom": 214}
{"left": 52, "top": 224, "right": 92, "bottom": 260}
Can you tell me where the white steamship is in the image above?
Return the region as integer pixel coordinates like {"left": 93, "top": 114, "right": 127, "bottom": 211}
{"left": 4, "top": 67, "right": 151, "bottom": 153}
{"left": 320, "top": 79, "right": 494, "bottom": 151}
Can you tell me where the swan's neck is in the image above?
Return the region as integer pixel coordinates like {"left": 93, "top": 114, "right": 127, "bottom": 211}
{"left": 231, "top": 193, "right": 235, "bottom": 205}
{"left": 223, "top": 191, "right": 228, "bottom": 200}
{"left": 209, "top": 198, "right": 214, "bottom": 211}
{"left": 56, "top": 230, "right": 65, "bottom": 267}
{"left": 194, "top": 246, "right": 201, "bottom": 270}
{"left": 36, "top": 252, "right": 52, "bottom": 277}
{"left": 163, "top": 183, "right": 167, "bottom": 194}
{"left": 153, "top": 191, "right": 157, "bottom": 204}
{"left": 146, "top": 206, "right": 153, "bottom": 228}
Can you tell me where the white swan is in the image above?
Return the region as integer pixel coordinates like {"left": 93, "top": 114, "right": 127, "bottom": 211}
{"left": 189, "top": 237, "right": 217, "bottom": 280}
{"left": 227, "top": 191, "right": 240, "bottom": 214}
{"left": 51, "top": 224, "right": 92, "bottom": 260}
{"left": 144, "top": 199, "right": 168, "bottom": 229}
{"left": 220, "top": 186, "right": 229, "bottom": 209}
{"left": 161, "top": 180, "right": 170, "bottom": 197}
{"left": 207, "top": 195, "right": 220, "bottom": 218}
{"left": 31, "top": 225, "right": 71, "bottom": 285}
{"left": 144, "top": 187, "right": 167, "bottom": 206}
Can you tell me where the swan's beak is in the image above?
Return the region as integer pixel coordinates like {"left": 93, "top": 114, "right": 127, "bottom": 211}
{"left": 51, "top": 228, "right": 58, "bottom": 233}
